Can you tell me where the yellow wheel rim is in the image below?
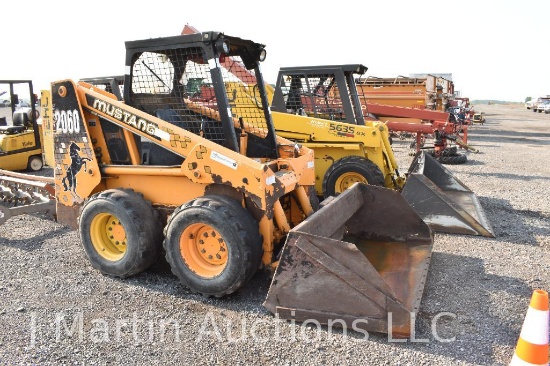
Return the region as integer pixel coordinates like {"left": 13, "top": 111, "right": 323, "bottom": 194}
{"left": 180, "top": 223, "right": 227, "bottom": 278}
{"left": 334, "top": 172, "right": 368, "bottom": 194}
{"left": 90, "top": 213, "right": 127, "bottom": 261}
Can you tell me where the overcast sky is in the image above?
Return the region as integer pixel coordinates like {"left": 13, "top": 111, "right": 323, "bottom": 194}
{"left": 2, "top": 0, "right": 548, "bottom": 102}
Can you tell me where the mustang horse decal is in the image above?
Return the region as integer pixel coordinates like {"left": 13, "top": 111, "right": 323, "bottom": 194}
{"left": 62, "top": 142, "right": 91, "bottom": 193}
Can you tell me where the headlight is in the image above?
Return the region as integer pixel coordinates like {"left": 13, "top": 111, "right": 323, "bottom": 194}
{"left": 215, "top": 39, "right": 230, "bottom": 54}
{"left": 259, "top": 48, "right": 267, "bottom": 62}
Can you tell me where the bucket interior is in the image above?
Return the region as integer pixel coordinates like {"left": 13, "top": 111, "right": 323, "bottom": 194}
{"left": 404, "top": 152, "right": 494, "bottom": 237}
{"left": 264, "top": 183, "right": 434, "bottom": 336}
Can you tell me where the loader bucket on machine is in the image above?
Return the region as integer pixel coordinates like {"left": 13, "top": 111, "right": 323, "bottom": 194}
{"left": 264, "top": 183, "right": 433, "bottom": 337}
{"left": 402, "top": 152, "right": 494, "bottom": 237}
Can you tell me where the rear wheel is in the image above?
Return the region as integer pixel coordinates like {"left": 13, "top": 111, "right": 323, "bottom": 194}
{"left": 78, "top": 189, "right": 162, "bottom": 278}
{"left": 27, "top": 155, "right": 43, "bottom": 172}
{"left": 322, "top": 156, "right": 385, "bottom": 198}
{"left": 164, "top": 195, "right": 262, "bottom": 297}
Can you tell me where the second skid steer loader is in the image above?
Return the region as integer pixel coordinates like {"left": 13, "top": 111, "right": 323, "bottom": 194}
{"left": 0, "top": 31, "right": 436, "bottom": 337}
{"left": 268, "top": 64, "right": 494, "bottom": 237}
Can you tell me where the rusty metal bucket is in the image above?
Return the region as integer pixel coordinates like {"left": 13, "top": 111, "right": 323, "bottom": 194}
{"left": 402, "top": 152, "right": 494, "bottom": 237}
{"left": 264, "top": 183, "right": 433, "bottom": 337}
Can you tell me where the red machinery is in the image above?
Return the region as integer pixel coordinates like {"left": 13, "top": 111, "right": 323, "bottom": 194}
{"left": 364, "top": 103, "right": 477, "bottom": 164}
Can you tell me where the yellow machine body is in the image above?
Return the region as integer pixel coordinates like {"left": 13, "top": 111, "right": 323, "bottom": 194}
{"left": 270, "top": 112, "right": 404, "bottom": 192}
{"left": 223, "top": 80, "right": 405, "bottom": 195}
{"left": 40, "top": 89, "right": 55, "bottom": 167}
{"left": 0, "top": 130, "right": 43, "bottom": 171}
{"left": 0, "top": 80, "right": 44, "bottom": 172}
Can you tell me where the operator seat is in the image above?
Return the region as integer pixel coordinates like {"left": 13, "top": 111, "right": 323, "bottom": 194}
{"left": 0, "top": 111, "right": 29, "bottom": 134}
{"left": 140, "top": 108, "right": 187, "bottom": 166}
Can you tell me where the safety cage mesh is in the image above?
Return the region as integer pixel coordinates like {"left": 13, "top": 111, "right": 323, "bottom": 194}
{"left": 129, "top": 47, "right": 270, "bottom": 148}
{"left": 279, "top": 73, "right": 348, "bottom": 122}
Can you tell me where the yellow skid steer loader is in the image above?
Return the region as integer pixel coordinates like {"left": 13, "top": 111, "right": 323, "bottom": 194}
{"left": 1, "top": 32, "right": 434, "bottom": 336}
{"left": 268, "top": 64, "right": 494, "bottom": 237}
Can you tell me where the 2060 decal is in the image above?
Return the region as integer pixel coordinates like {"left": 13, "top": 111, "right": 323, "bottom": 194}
{"left": 54, "top": 109, "right": 81, "bottom": 134}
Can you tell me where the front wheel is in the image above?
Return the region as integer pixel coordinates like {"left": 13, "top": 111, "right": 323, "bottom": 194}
{"left": 164, "top": 195, "right": 262, "bottom": 297}
{"left": 322, "top": 156, "right": 385, "bottom": 198}
{"left": 78, "top": 189, "right": 162, "bottom": 278}
{"left": 27, "top": 155, "right": 43, "bottom": 172}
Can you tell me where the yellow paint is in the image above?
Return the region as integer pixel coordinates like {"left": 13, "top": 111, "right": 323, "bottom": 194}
{"left": 221, "top": 82, "right": 405, "bottom": 195}
{"left": 40, "top": 89, "right": 55, "bottom": 167}
{"left": 90, "top": 213, "right": 127, "bottom": 261}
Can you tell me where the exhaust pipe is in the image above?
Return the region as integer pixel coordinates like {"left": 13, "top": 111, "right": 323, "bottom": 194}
{"left": 264, "top": 183, "right": 433, "bottom": 337}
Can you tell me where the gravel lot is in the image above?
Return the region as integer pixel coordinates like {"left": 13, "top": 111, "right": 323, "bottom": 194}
{"left": 0, "top": 103, "right": 548, "bottom": 365}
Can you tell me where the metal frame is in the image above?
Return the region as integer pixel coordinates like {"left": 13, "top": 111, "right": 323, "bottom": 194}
{"left": 123, "top": 32, "right": 277, "bottom": 156}
{"left": 272, "top": 64, "right": 368, "bottom": 125}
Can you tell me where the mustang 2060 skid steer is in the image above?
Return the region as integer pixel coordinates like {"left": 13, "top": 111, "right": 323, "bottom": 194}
{"left": 0, "top": 31, "right": 435, "bottom": 337}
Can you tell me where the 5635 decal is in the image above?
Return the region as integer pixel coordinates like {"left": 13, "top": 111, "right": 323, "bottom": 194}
{"left": 328, "top": 123, "right": 355, "bottom": 137}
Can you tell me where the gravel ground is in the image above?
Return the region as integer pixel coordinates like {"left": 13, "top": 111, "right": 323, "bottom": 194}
{"left": 0, "top": 103, "right": 548, "bottom": 365}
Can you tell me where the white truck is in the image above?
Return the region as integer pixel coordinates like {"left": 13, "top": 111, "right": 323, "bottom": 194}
{"left": 534, "top": 98, "right": 550, "bottom": 113}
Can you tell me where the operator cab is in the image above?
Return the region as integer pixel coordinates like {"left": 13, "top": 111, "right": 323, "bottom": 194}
{"left": 88, "top": 32, "right": 278, "bottom": 167}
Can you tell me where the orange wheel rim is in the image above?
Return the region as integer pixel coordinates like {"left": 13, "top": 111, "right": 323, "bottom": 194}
{"left": 180, "top": 223, "right": 227, "bottom": 278}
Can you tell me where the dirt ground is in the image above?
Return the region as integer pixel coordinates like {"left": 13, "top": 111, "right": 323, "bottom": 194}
{"left": 0, "top": 103, "right": 548, "bottom": 365}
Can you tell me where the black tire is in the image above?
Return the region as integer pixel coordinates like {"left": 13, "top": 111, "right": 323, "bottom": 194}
{"left": 78, "top": 189, "right": 162, "bottom": 278}
{"left": 439, "top": 146, "right": 458, "bottom": 156}
{"left": 163, "top": 195, "right": 262, "bottom": 297}
{"left": 425, "top": 146, "right": 458, "bottom": 157}
{"left": 322, "top": 156, "right": 385, "bottom": 198}
{"left": 437, "top": 154, "right": 467, "bottom": 165}
{"left": 27, "top": 155, "right": 43, "bottom": 172}
{"left": 306, "top": 185, "right": 320, "bottom": 212}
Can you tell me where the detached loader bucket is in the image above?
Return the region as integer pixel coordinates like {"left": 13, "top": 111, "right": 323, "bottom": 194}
{"left": 402, "top": 152, "right": 494, "bottom": 237}
{"left": 264, "top": 183, "right": 433, "bottom": 337}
